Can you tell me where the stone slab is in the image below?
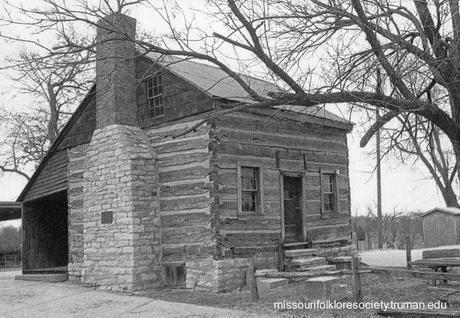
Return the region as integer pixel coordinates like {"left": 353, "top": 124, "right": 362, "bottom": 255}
{"left": 291, "top": 257, "right": 327, "bottom": 267}
{"left": 296, "top": 264, "right": 336, "bottom": 272}
{"left": 284, "top": 248, "right": 319, "bottom": 258}
{"left": 327, "top": 256, "right": 353, "bottom": 269}
{"left": 255, "top": 269, "right": 278, "bottom": 275}
{"left": 256, "top": 277, "right": 288, "bottom": 290}
{"left": 15, "top": 274, "right": 68, "bottom": 283}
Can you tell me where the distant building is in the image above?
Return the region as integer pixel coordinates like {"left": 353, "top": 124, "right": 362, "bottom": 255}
{"left": 421, "top": 207, "right": 460, "bottom": 247}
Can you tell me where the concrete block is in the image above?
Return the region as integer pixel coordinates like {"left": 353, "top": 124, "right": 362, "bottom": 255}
{"left": 256, "top": 277, "right": 288, "bottom": 290}
{"left": 15, "top": 274, "right": 68, "bottom": 283}
{"left": 305, "top": 276, "right": 346, "bottom": 300}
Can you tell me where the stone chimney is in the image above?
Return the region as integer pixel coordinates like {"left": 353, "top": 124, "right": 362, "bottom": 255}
{"left": 79, "top": 13, "right": 162, "bottom": 292}
{"left": 96, "top": 12, "right": 137, "bottom": 128}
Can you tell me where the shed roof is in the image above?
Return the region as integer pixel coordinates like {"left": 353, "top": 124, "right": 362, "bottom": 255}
{"left": 421, "top": 207, "right": 460, "bottom": 217}
{"left": 145, "top": 52, "right": 351, "bottom": 125}
{"left": 0, "top": 201, "right": 21, "bottom": 221}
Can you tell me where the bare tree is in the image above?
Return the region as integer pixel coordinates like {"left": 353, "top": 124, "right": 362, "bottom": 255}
{"left": 3, "top": 0, "right": 460, "bottom": 206}
{"left": 0, "top": 109, "right": 48, "bottom": 180}
{"left": 384, "top": 113, "right": 459, "bottom": 206}
{"left": 0, "top": 47, "right": 93, "bottom": 179}
{"left": 7, "top": 50, "right": 93, "bottom": 143}
{"left": 395, "top": 212, "right": 423, "bottom": 249}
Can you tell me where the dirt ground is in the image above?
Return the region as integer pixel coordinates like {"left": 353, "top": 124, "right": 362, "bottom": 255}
{"left": 140, "top": 273, "right": 460, "bottom": 317}
{"left": 0, "top": 273, "right": 269, "bottom": 317}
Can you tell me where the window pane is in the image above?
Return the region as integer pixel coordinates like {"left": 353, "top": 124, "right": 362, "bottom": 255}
{"left": 240, "top": 167, "right": 260, "bottom": 212}
{"left": 322, "top": 173, "right": 337, "bottom": 213}
{"left": 176, "top": 266, "right": 186, "bottom": 286}
{"left": 241, "top": 167, "right": 257, "bottom": 190}
{"left": 242, "top": 191, "right": 256, "bottom": 212}
{"left": 322, "top": 173, "right": 334, "bottom": 193}
{"left": 324, "top": 193, "right": 334, "bottom": 212}
{"left": 145, "top": 74, "right": 163, "bottom": 119}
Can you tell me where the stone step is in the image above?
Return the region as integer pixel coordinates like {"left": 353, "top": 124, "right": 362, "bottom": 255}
{"left": 284, "top": 248, "right": 319, "bottom": 258}
{"left": 255, "top": 268, "right": 278, "bottom": 276}
{"left": 327, "top": 256, "right": 353, "bottom": 269}
{"left": 290, "top": 257, "right": 328, "bottom": 268}
{"left": 256, "top": 277, "right": 289, "bottom": 290}
{"left": 15, "top": 273, "right": 68, "bottom": 283}
{"left": 295, "top": 264, "right": 336, "bottom": 272}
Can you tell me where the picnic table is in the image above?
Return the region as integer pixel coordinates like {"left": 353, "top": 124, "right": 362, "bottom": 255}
{"left": 411, "top": 257, "right": 460, "bottom": 285}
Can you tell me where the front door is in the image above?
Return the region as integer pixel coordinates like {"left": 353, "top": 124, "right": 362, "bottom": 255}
{"left": 283, "top": 176, "right": 303, "bottom": 243}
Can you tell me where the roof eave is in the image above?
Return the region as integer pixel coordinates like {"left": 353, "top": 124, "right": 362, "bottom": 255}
{"left": 17, "top": 85, "right": 96, "bottom": 202}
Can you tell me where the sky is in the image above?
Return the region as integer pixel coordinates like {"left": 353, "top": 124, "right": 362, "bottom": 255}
{"left": 0, "top": 0, "right": 450, "bottom": 226}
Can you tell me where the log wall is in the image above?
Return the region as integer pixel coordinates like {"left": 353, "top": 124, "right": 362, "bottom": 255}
{"left": 211, "top": 111, "right": 352, "bottom": 263}
{"left": 146, "top": 120, "right": 216, "bottom": 264}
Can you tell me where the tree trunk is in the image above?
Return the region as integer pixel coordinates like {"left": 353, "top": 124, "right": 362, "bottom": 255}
{"left": 442, "top": 183, "right": 460, "bottom": 208}
{"left": 47, "top": 82, "right": 59, "bottom": 143}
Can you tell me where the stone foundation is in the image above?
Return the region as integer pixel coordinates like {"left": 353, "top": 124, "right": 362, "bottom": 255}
{"left": 186, "top": 257, "right": 250, "bottom": 293}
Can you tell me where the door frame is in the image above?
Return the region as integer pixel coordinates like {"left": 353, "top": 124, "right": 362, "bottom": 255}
{"left": 280, "top": 171, "right": 306, "bottom": 242}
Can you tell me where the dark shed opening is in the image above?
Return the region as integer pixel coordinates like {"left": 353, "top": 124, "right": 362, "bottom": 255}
{"left": 22, "top": 190, "right": 68, "bottom": 273}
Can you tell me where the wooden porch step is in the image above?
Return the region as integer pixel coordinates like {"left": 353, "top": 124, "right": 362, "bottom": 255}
{"left": 255, "top": 269, "right": 344, "bottom": 282}
{"left": 291, "top": 257, "right": 328, "bottom": 267}
{"left": 295, "top": 264, "right": 336, "bottom": 272}
{"left": 283, "top": 242, "right": 310, "bottom": 249}
{"left": 23, "top": 266, "right": 68, "bottom": 273}
{"left": 284, "top": 248, "right": 319, "bottom": 258}
{"left": 15, "top": 273, "right": 68, "bottom": 283}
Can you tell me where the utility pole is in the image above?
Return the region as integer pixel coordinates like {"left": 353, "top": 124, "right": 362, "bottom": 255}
{"left": 376, "top": 68, "right": 384, "bottom": 249}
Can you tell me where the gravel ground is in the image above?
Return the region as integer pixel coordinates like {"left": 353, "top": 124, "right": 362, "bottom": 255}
{"left": 0, "top": 271, "right": 272, "bottom": 318}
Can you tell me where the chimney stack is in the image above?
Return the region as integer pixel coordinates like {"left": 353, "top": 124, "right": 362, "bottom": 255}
{"left": 96, "top": 13, "right": 137, "bottom": 128}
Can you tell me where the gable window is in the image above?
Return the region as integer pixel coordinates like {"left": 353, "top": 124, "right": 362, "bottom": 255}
{"left": 240, "top": 166, "right": 260, "bottom": 212}
{"left": 321, "top": 171, "right": 338, "bottom": 214}
{"left": 146, "top": 74, "right": 163, "bottom": 118}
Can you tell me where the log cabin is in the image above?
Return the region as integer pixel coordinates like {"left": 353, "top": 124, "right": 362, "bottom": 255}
{"left": 16, "top": 13, "right": 353, "bottom": 292}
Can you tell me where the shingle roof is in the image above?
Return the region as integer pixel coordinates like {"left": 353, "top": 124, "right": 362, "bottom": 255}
{"left": 421, "top": 207, "right": 460, "bottom": 217}
{"left": 145, "top": 52, "right": 351, "bottom": 125}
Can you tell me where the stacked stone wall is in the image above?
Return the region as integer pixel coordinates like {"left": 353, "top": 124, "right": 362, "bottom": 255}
{"left": 67, "top": 144, "right": 88, "bottom": 282}
{"left": 81, "top": 124, "right": 161, "bottom": 291}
